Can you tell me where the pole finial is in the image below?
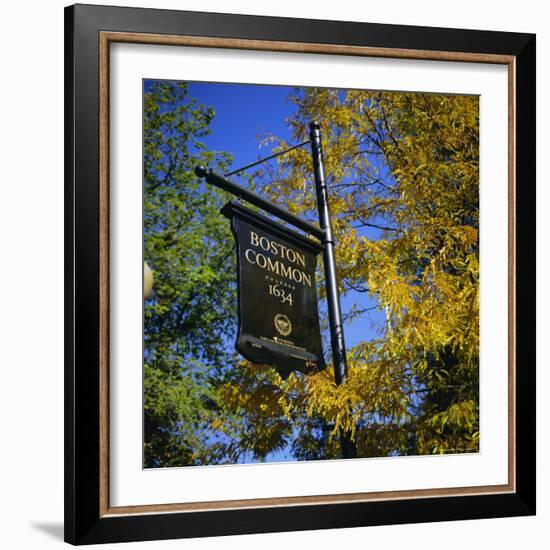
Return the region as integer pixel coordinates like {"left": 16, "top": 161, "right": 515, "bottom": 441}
{"left": 194, "top": 165, "right": 208, "bottom": 178}
{"left": 309, "top": 121, "right": 321, "bottom": 131}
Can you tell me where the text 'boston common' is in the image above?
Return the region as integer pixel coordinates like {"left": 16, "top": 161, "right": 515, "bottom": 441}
{"left": 244, "top": 230, "right": 313, "bottom": 288}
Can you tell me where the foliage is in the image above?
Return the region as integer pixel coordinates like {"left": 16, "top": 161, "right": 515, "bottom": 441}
{"left": 220, "top": 88, "right": 480, "bottom": 458}
{"left": 144, "top": 82, "right": 480, "bottom": 466}
{"left": 143, "top": 81, "right": 237, "bottom": 467}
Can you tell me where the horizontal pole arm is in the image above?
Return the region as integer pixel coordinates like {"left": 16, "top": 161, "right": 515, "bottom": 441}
{"left": 194, "top": 166, "right": 324, "bottom": 241}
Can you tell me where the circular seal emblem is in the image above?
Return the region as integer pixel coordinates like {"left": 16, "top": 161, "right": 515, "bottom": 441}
{"left": 274, "top": 313, "right": 292, "bottom": 337}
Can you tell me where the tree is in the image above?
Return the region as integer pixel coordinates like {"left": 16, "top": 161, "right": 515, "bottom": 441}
{"left": 143, "top": 81, "right": 238, "bottom": 467}
{"left": 217, "top": 88, "right": 480, "bottom": 458}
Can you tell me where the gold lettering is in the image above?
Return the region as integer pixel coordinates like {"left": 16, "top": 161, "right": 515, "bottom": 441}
{"left": 293, "top": 268, "right": 311, "bottom": 288}
{"left": 245, "top": 231, "right": 312, "bottom": 287}
{"left": 286, "top": 248, "right": 297, "bottom": 264}
{"left": 255, "top": 252, "right": 267, "bottom": 268}
{"left": 267, "top": 257, "right": 280, "bottom": 275}
{"left": 279, "top": 263, "right": 292, "bottom": 280}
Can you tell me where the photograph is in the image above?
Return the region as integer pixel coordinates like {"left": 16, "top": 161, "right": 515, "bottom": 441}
{"left": 143, "top": 80, "right": 480, "bottom": 468}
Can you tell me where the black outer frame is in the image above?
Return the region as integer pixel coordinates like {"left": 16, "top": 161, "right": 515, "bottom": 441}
{"left": 64, "top": 3, "right": 536, "bottom": 545}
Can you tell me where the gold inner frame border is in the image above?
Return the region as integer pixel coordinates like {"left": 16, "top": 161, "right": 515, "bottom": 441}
{"left": 98, "top": 31, "right": 516, "bottom": 518}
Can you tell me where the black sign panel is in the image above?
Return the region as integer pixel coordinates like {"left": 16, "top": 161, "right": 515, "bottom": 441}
{"left": 222, "top": 201, "right": 326, "bottom": 379}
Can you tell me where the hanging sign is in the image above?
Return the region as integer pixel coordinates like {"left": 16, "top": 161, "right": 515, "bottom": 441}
{"left": 222, "top": 201, "right": 326, "bottom": 379}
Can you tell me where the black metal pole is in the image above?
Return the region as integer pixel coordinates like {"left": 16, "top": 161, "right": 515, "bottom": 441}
{"left": 309, "top": 122, "right": 356, "bottom": 459}
{"left": 194, "top": 166, "right": 324, "bottom": 241}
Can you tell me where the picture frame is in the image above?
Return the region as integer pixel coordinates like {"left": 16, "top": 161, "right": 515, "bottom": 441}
{"left": 64, "top": 3, "right": 536, "bottom": 545}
